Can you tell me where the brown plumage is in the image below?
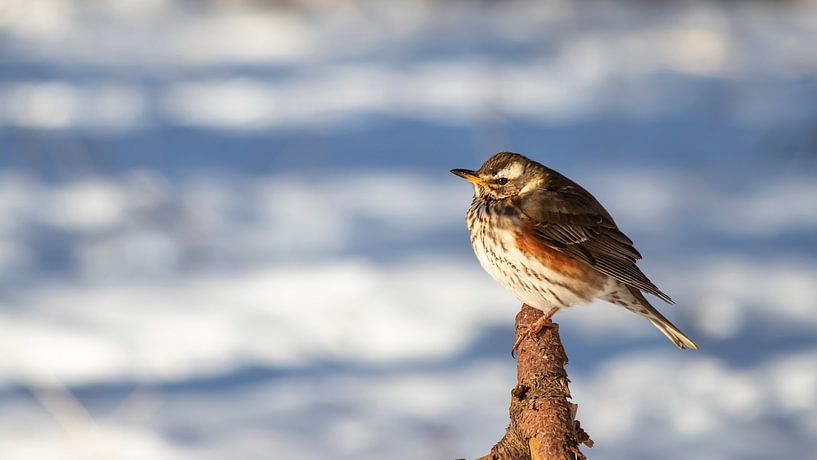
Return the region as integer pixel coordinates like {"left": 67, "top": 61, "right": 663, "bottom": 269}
{"left": 452, "top": 152, "right": 697, "bottom": 349}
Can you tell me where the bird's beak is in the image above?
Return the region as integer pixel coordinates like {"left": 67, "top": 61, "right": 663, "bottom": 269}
{"left": 450, "top": 168, "right": 483, "bottom": 185}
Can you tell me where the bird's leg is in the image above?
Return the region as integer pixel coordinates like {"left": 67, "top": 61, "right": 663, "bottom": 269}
{"left": 512, "top": 306, "right": 560, "bottom": 358}
{"left": 530, "top": 306, "right": 560, "bottom": 334}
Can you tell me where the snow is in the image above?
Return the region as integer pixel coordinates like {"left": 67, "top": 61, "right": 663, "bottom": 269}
{"left": 1, "top": 0, "right": 816, "bottom": 459}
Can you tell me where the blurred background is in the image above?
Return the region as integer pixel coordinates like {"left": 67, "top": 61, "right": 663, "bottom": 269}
{"left": 1, "top": 0, "right": 816, "bottom": 459}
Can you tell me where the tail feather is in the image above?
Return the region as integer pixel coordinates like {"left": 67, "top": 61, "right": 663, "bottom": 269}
{"left": 648, "top": 316, "right": 698, "bottom": 350}
{"left": 622, "top": 286, "right": 698, "bottom": 350}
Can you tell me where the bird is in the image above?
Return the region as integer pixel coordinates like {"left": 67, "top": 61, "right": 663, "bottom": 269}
{"left": 451, "top": 152, "right": 697, "bottom": 350}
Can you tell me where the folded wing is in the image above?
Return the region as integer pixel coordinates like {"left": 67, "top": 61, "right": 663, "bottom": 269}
{"left": 516, "top": 186, "right": 673, "bottom": 304}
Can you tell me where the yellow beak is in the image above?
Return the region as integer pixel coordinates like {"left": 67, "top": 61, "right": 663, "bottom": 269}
{"left": 450, "top": 168, "right": 483, "bottom": 185}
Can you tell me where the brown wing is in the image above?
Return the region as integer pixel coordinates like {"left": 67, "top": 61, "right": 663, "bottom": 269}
{"left": 515, "top": 186, "right": 674, "bottom": 304}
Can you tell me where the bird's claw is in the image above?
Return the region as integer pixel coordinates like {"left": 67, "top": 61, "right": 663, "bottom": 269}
{"left": 511, "top": 316, "right": 557, "bottom": 358}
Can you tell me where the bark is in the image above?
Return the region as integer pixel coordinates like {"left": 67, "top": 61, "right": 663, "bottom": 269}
{"left": 476, "top": 304, "right": 593, "bottom": 460}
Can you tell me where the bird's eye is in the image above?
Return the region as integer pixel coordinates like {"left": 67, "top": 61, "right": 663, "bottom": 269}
{"left": 494, "top": 178, "right": 509, "bottom": 185}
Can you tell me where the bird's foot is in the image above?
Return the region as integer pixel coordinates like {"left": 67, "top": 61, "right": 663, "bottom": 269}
{"left": 511, "top": 306, "right": 560, "bottom": 358}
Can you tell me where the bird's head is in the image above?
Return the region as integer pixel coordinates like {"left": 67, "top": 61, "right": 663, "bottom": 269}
{"left": 451, "top": 152, "right": 543, "bottom": 199}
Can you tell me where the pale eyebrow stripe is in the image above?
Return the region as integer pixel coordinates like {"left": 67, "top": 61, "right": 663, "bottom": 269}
{"left": 500, "top": 162, "right": 525, "bottom": 179}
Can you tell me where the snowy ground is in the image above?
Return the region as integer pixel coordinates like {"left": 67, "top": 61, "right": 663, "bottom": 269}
{"left": 1, "top": 1, "right": 817, "bottom": 459}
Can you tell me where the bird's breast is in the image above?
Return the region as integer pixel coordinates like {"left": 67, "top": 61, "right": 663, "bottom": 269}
{"left": 466, "top": 199, "right": 606, "bottom": 308}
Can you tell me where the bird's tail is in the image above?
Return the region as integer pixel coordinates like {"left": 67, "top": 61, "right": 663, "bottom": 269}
{"left": 648, "top": 315, "right": 698, "bottom": 350}
{"left": 627, "top": 287, "right": 698, "bottom": 350}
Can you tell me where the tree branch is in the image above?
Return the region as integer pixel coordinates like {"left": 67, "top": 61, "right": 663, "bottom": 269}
{"left": 476, "top": 304, "right": 593, "bottom": 460}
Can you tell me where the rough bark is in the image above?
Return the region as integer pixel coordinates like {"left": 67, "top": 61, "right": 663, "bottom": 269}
{"left": 476, "top": 304, "right": 593, "bottom": 460}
